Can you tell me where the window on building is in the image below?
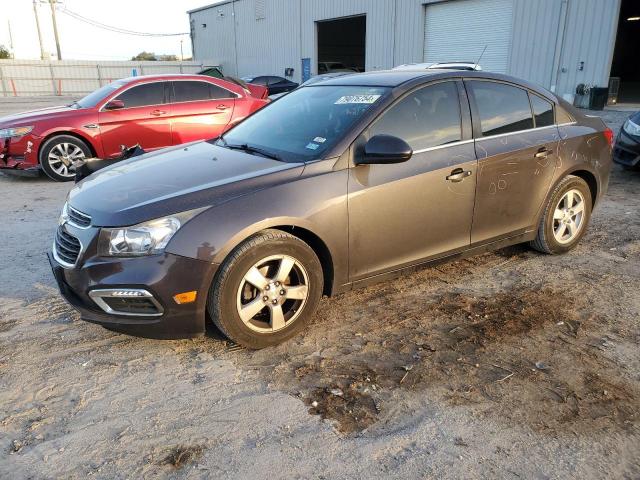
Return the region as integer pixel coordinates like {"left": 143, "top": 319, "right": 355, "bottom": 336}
{"left": 530, "top": 94, "right": 554, "bottom": 127}
{"left": 468, "top": 81, "right": 534, "bottom": 136}
{"left": 115, "top": 82, "right": 165, "bottom": 108}
{"left": 369, "top": 81, "right": 462, "bottom": 151}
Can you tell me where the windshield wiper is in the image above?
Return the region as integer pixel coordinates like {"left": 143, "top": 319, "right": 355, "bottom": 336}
{"left": 220, "top": 140, "right": 284, "bottom": 162}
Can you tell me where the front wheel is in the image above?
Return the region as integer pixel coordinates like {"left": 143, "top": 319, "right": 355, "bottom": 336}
{"left": 39, "top": 135, "right": 91, "bottom": 182}
{"left": 530, "top": 175, "right": 592, "bottom": 254}
{"left": 207, "top": 230, "right": 324, "bottom": 349}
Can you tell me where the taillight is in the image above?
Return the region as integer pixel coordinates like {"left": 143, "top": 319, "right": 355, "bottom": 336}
{"left": 604, "top": 128, "right": 614, "bottom": 147}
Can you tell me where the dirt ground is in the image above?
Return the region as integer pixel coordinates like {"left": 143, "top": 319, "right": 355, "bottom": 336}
{"left": 0, "top": 99, "right": 638, "bottom": 479}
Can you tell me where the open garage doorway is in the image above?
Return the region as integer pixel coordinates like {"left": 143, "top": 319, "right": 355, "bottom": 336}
{"left": 317, "top": 15, "right": 366, "bottom": 74}
{"left": 610, "top": 0, "right": 640, "bottom": 104}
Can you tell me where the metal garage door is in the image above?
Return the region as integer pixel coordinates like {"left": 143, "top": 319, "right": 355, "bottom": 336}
{"left": 424, "top": 0, "right": 514, "bottom": 73}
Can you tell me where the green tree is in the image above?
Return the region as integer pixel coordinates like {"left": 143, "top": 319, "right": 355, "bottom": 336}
{"left": 0, "top": 45, "right": 10, "bottom": 59}
{"left": 131, "top": 51, "right": 156, "bottom": 61}
{"left": 156, "top": 54, "right": 178, "bottom": 61}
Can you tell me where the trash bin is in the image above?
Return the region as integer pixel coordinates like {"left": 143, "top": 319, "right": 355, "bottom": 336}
{"left": 590, "top": 87, "right": 609, "bottom": 111}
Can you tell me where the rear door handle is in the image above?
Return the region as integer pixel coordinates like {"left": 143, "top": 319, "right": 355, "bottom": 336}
{"left": 446, "top": 168, "right": 472, "bottom": 182}
{"left": 216, "top": 104, "right": 230, "bottom": 110}
{"left": 534, "top": 147, "right": 553, "bottom": 158}
{"left": 150, "top": 109, "right": 167, "bottom": 116}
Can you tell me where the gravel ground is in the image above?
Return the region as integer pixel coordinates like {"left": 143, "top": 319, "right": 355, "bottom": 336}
{"left": 0, "top": 98, "right": 638, "bottom": 479}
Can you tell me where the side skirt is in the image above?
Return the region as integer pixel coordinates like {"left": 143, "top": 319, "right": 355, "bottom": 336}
{"left": 335, "top": 230, "right": 536, "bottom": 294}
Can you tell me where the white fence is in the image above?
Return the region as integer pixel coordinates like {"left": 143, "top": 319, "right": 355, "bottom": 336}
{"left": 0, "top": 60, "right": 206, "bottom": 97}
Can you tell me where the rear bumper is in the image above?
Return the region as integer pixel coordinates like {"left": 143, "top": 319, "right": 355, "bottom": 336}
{"left": 613, "top": 131, "right": 640, "bottom": 168}
{"left": 47, "top": 251, "right": 219, "bottom": 339}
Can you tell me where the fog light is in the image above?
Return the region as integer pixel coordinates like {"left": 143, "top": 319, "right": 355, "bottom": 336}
{"left": 173, "top": 291, "right": 197, "bottom": 304}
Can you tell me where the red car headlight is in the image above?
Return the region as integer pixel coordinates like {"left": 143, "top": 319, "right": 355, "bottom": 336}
{"left": 0, "top": 126, "right": 34, "bottom": 139}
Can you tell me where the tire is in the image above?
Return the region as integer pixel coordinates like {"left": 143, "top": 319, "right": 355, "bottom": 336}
{"left": 39, "top": 135, "right": 91, "bottom": 182}
{"left": 207, "top": 229, "right": 324, "bottom": 349}
{"left": 530, "top": 175, "right": 592, "bottom": 254}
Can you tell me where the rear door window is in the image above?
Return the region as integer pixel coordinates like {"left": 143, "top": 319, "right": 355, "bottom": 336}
{"left": 172, "top": 81, "right": 211, "bottom": 102}
{"left": 209, "top": 84, "right": 236, "bottom": 99}
{"left": 468, "top": 81, "right": 534, "bottom": 136}
{"left": 369, "top": 81, "right": 462, "bottom": 151}
{"left": 530, "top": 94, "right": 555, "bottom": 127}
{"left": 115, "top": 82, "right": 165, "bottom": 108}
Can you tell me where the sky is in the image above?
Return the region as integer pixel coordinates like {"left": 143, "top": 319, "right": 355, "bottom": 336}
{"left": 0, "top": 0, "right": 218, "bottom": 60}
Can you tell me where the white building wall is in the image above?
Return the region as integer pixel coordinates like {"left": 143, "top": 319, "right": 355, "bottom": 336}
{"left": 189, "top": 0, "right": 621, "bottom": 99}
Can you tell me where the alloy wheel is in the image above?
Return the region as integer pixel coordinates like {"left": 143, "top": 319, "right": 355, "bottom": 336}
{"left": 553, "top": 188, "right": 585, "bottom": 244}
{"left": 48, "top": 142, "right": 86, "bottom": 178}
{"left": 236, "top": 254, "right": 310, "bottom": 333}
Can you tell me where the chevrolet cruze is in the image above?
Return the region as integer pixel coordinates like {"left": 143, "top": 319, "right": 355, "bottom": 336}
{"left": 49, "top": 70, "right": 613, "bottom": 349}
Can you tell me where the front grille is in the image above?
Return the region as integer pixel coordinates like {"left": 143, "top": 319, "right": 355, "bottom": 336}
{"left": 68, "top": 206, "right": 91, "bottom": 228}
{"left": 54, "top": 226, "right": 81, "bottom": 266}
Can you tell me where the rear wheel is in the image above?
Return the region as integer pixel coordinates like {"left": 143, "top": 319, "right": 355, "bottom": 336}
{"left": 207, "top": 230, "right": 323, "bottom": 349}
{"left": 530, "top": 175, "right": 592, "bottom": 254}
{"left": 39, "top": 135, "right": 91, "bottom": 182}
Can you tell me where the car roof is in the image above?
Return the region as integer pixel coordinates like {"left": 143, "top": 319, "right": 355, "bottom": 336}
{"left": 119, "top": 74, "right": 223, "bottom": 83}
{"left": 310, "top": 69, "right": 556, "bottom": 101}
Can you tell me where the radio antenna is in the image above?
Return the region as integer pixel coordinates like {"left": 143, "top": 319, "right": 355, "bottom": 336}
{"left": 474, "top": 45, "right": 488, "bottom": 70}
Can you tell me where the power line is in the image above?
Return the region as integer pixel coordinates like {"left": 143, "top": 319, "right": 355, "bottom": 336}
{"left": 56, "top": 6, "right": 189, "bottom": 37}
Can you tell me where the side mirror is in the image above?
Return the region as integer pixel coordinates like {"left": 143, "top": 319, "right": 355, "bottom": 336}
{"left": 356, "top": 134, "right": 412, "bottom": 165}
{"left": 104, "top": 99, "right": 125, "bottom": 110}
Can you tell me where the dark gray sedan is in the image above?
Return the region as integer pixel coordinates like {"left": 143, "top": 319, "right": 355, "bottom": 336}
{"left": 49, "top": 70, "right": 613, "bottom": 349}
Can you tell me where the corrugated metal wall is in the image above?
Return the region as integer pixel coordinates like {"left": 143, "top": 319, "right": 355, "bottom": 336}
{"left": 235, "top": 0, "right": 301, "bottom": 79}
{"left": 554, "top": 0, "right": 621, "bottom": 98}
{"left": 189, "top": 0, "right": 621, "bottom": 100}
{"left": 190, "top": 2, "right": 237, "bottom": 75}
{"left": 0, "top": 60, "right": 204, "bottom": 97}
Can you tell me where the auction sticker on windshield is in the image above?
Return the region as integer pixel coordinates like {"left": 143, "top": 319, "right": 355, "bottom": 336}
{"left": 335, "top": 94, "right": 381, "bottom": 104}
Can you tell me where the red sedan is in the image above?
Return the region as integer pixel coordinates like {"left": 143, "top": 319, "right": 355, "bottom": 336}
{"left": 0, "top": 75, "right": 269, "bottom": 181}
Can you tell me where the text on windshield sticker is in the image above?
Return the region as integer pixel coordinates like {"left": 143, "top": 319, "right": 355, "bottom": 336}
{"left": 334, "top": 94, "right": 381, "bottom": 105}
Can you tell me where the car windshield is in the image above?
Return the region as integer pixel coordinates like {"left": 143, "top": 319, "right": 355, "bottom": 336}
{"left": 219, "top": 85, "right": 389, "bottom": 162}
{"left": 74, "top": 80, "right": 127, "bottom": 108}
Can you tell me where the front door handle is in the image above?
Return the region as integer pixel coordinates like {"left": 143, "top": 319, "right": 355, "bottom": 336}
{"left": 446, "top": 168, "right": 472, "bottom": 182}
{"left": 534, "top": 147, "right": 553, "bottom": 159}
{"left": 150, "top": 109, "right": 167, "bottom": 116}
{"left": 216, "top": 104, "right": 230, "bottom": 110}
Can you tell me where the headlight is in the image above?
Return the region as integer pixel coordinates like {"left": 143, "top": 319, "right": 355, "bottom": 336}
{"left": 623, "top": 118, "right": 640, "bottom": 137}
{"left": 0, "top": 126, "right": 34, "bottom": 139}
{"left": 98, "top": 208, "right": 205, "bottom": 257}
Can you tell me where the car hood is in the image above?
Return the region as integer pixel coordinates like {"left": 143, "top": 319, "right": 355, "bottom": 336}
{"left": 0, "top": 105, "right": 79, "bottom": 127}
{"left": 67, "top": 141, "right": 305, "bottom": 227}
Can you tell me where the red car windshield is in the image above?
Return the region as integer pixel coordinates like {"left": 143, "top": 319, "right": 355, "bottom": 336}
{"left": 74, "top": 80, "right": 127, "bottom": 109}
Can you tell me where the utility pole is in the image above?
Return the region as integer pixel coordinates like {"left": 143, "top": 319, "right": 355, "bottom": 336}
{"left": 48, "top": 0, "right": 62, "bottom": 60}
{"left": 7, "top": 20, "right": 14, "bottom": 58}
{"left": 33, "top": 1, "right": 46, "bottom": 60}
{"left": 180, "top": 39, "right": 184, "bottom": 61}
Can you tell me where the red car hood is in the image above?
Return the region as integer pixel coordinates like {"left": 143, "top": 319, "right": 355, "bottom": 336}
{"left": 0, "top": 105, "right": 79, "bottom": 128}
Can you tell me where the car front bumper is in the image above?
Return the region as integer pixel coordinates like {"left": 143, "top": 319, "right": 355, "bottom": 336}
{"left": 613, "top": 130, "right": 640, "bottom": 168}
{"left": 0, "top": 134, "right": 41, "bottom": 174}
{"left": 47, "top": 250, "right": 219, "bottom": 339}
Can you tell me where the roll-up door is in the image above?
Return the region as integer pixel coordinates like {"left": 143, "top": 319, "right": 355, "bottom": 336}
{"left": 424, "top": 0, "right": 514, "bottom": 73}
